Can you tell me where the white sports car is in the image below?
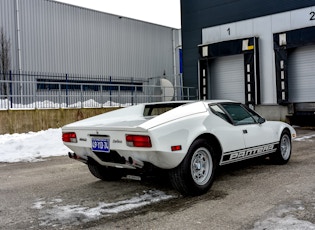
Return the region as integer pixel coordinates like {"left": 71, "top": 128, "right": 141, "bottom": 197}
{"left": 62, "top": 100, "right": 296, "bottom": 196}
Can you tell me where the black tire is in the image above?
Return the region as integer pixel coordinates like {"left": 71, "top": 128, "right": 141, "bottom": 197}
{"left": 87, "top": 160, "right": 123, "bottom": 181}
{"left": 270, "top": 130, "right": 292, "bottom": 165}
{"left": 169, "top": 139, "right": 217, "bottom": 196}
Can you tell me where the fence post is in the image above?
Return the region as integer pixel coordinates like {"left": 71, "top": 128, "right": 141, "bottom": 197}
{"left": 58, "top": 83, "right": 61, "bottom": 108}
{"left": 131, "top": 77, "right": 134, "bottom": 105}
{"left": 100, "top": 84, "right": 103, "bottom": 108}
{"left": 65, "top": 74, "right": 68, "bottom": 107}
{"left": 109, "top": 76, "right": 112, "bottom": 107}
{"left": 33, "top": 72, "right": 37, "bottom": 109}
{"left": 118, "top": 85, "right": 121, "bottom": 106}
{"left": 80, "top": 84, "right": 83, "bottom": 108}
{"left": 134, "top": 84, "right": 137, "bottom": 105}
{"left": 9, "top": 71, "right": 13, "bottom": 109}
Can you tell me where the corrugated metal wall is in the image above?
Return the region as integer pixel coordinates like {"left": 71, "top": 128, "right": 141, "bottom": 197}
{"left": 0, "top": 0, "right": 179, "bottom": 80}
{"left": 0, "top": 0, "right": 18, "bottom": 70}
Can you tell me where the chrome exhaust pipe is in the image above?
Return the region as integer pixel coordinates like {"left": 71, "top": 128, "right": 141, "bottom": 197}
{"left": 68, "top": 152, "right": 87, "bottom": 163}
{"left": 128, "top": 157, "right": 144, "bottom": 168}
{"left": 68, "top": 152, "right": 74, "bottom": 159}
{"left": 68, "top": 152, "right": 79, "bottom": 159}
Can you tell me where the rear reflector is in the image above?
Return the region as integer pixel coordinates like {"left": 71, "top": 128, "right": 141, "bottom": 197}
{"left": 62, "top": 132, "right": 77, "bottom": 143}
{"left": 171, "top": 145, "right": 182, "bottom": 151}
{"left": 126, "top": 135, "right": 152, "bottom": 148}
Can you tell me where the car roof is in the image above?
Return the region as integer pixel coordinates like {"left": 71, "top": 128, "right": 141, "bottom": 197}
{"left": 143, "top": 100, "right": 238, "bottom": 106}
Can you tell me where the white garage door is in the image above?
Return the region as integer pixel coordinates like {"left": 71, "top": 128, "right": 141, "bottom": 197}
{"left": 288, "top": 45, "right": 315, "bottom": 103}
{"left": 209, "top": 54, "right": 245, "bottom": 103}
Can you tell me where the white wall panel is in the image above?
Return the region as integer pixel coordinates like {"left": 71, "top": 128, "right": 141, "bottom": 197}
{"left": 202, "top": 6, "right": 315, "bottom": 104}
{"left": 271, "top": 12, "right": 291, "bottom": 32}
{"left": 290, "top": 7, "right": 315, "bottom": 29}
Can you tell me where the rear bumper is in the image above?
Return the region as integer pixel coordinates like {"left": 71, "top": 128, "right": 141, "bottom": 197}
{"left": 65, "top": 144, "right": 185, "bottom": 170}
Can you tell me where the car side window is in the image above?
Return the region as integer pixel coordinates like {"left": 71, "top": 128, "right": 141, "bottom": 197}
{"left": 221, "top": 104, "right": 256, "bottom": 125}
{"left": 209, "top": 104, "right": 232, "bottom": 124}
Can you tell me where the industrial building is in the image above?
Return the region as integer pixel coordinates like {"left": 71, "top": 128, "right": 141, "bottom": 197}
{"left": 181, "top": 0, "right": 315, "bottom": 123}
{"left": 0, "top": 0, "right": 183, "bottom": 106}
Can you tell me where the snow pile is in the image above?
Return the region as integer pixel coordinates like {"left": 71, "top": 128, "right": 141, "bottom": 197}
{"left": 32, "top": 190, "right": 173, "bottom": 227}
{"left": 0, "top": 128, "right": 69, "bottom": 162}
{"left": 0, "top": 98, "right": 124, "bottom": 109}
{"left": 253, "top": 200, "right": 315, "bottom": 230}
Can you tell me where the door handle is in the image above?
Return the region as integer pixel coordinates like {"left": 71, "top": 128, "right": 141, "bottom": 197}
{"left": 243, "top": 129, "right": 248, "bottom": 134}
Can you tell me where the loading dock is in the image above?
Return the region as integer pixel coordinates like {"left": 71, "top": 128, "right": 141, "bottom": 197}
{"left": 274, "top": 26, "right": 315, "bottom": 123}
{"left": 199, "top": 37, "right": 260, "bottom": 107}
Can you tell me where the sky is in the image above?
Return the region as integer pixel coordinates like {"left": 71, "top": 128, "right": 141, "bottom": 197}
{"left": 1, "top": 128, "right": 315, "bottom": 228}
{"left": 55, "top": 0, "right": 181, "bottom": 28}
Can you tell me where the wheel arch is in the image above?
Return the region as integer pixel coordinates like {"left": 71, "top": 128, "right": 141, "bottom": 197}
{"left": 280, "top": 127, "right": 292, "bottom": 140}
{"left": 282, "top": 127, "right": 291, "bottom": 134}
{"left": 193, "top": 133, "right": 223, "bottom": 161}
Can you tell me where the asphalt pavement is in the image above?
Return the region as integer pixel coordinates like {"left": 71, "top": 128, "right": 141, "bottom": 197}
{"left": 0, "top": 127, "right": 314, "bottom": 230}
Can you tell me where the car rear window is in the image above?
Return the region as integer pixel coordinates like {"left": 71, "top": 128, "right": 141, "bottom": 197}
{"left": 143, "top": 103, "right": 186, "bottom": 116}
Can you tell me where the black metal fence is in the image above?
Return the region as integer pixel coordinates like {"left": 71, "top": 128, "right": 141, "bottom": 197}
{"left": 0, "top": 71, "right": 198, "bottom": 109}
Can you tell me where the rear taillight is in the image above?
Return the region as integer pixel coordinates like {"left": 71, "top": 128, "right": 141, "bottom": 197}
{"left": 62, "top": 132, "right": 77, "bottom": 143}
{"left": 126, "top": 135, "right": 152, "bottom": 148}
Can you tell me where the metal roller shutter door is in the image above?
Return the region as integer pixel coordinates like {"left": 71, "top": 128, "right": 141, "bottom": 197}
{"left": 288, "top": 45, "right": 315, "bottom": 103}
{"left": 210, "top": 54, "right": 245, "bottom": 103}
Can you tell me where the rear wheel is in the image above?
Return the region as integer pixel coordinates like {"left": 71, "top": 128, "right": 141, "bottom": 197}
{"left": 87, "top": 159, "right": 123, "bottom": 181}
{"left": 169, "top": 139, "right": 217, "bottom": 196}
{"left": 270, "top": 130, "right": 292, "bottom": 165}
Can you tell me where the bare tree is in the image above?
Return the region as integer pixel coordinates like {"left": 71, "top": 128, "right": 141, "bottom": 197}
{"left": 0, "top": 27, "right": 11, "bottom": 97}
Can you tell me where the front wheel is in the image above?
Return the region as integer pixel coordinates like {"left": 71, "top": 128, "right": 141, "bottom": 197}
{"left": 169, "top": 139, "right": 217, "bottom": 196}
{"left": 270, "top": 130, "right": 292, "bottom": 165}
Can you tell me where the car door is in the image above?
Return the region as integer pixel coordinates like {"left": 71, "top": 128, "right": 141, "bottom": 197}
{"left": 221, "top": 103, "right": 276, "bottom": 148}
{"left": 208, "top": 103, "right": 246, "bottom": 153}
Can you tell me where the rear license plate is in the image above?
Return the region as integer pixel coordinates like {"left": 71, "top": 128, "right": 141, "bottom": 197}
{"left": 92, "top": 138, "right": 110, "bottom": 152}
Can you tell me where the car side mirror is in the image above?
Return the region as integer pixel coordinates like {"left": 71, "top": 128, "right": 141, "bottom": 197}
{"left": 258, "top": 117, "right": 266, "bottom": 124}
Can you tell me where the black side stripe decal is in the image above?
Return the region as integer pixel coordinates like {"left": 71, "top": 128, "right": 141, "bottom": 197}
{"left": 220, "top": 142, "right": 279, "bottom": 165}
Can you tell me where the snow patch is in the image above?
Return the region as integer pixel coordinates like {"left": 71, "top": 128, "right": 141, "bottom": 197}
{"left": 294, "top": 134, "right": 315, "bottom": 142}
{"left": 254, "top": 216, "right": 315, "bottom": 230}
{"left": 0, "top": 129, "right": 69, "bottom": 162}
{"left": 32, "top": 190, "right": 173, "bottom": 227}
{"left": 252, "top": 200, "right": 315, "bottom": 230}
